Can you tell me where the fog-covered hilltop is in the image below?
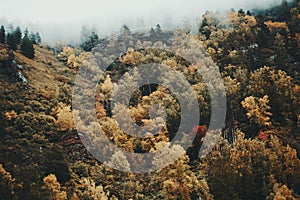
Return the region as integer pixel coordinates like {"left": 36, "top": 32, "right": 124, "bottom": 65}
{"left": 0, "top": 0, "right": 288, "bottom": 44}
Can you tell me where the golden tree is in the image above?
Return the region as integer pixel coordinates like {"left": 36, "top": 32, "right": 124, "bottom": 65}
{"left": 241, "top": 95, "right": 272, "bottom": 129}
{"left": 43, "top": 174, "right": 67, "bottom": 200}
{"left": 52, "top": 102, "right": 75, "bottom": 130}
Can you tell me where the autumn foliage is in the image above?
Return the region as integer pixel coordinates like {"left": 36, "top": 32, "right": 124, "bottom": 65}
{"left": 0, "top": 1, "right": 300, "bottom": 199}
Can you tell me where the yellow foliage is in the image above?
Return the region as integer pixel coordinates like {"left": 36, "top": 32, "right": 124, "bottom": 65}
{"left": 122, "top": 51, "right": 135, "bottom": 65}
{"left": 75, "top": 177, "right": 110, "bottom": 200}
{"left": 162, "top": 59, "right": 177, "bottom": 68}
{"left": 227, "top": 12, "right": 257, "bottom": 29}
{"left": 43, "top": 174, "right": 67, "bottom": 200}
{"left": 57, "top": 46, "right": 74, "bottom": 61}
{"left": 101, "top": 75, "right": 114, "bottom": 93}
{"left": 267, "top": 183, "right": 297, "bottom": 200}
{"left": 265, "top": 21, "right": 289, "bottom": 32}
{"left": 52, "top": 102, "right": 75, "bottom": 130}
{"left": 0, "top": 45, "right": 10, "bottom": 61}
{"left": 0, "top": 164, "right": 14, "bottom": 183}
{"left": 58, "top": 46, "right": 89, "bottom": 69}
{"left": 5, "top": 110, "right": 17, "bottom": 120}
{"left": 242, "top": 95, "right": 272, "bottom": 128}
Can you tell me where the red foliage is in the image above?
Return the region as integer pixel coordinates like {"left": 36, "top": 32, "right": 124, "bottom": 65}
{"left": 190, "top": 125, "right": 206, "bottom": 145}
{"left": 257, "top": 131, "right": 268, "bottom": 141}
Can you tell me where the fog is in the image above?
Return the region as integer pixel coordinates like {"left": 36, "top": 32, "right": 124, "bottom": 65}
{"left": 0, "top": 0, "right": 285, "bottom": 44}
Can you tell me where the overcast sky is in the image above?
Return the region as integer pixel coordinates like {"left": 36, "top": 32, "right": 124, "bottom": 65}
{"left": 0, "top": 0, "right": 283, "bottom": 43}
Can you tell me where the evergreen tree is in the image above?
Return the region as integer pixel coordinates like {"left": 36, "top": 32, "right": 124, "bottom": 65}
{"left": 35, "top": 32, "right": 41, "bottom": 44}
{"left": 198, "top": 12, "right": 214, "bottom": 39}
{"left": 0, "top": 25, "right": 5, "bottom": 44}
{"left": 6, "top": 33, "right": 17, "bottom": 50}
{"left": 238, "top": 8, "right": 246, "bottom": 17}
{"left": 21, "top": 35, "right": 34, "bottom": 59}
{"left": 121, "top": 24, "right": 130, "bottom": 34}
{"left": 29, "top": 32, "right": 36, "bottom": 44}
{"left": 7, "top": 24, "right": 14, "bottom": 33}
{"left": 155, "top": 24, "right": 162, "bottom": 32}
{"left": 14, "top": 26, "right": 22, "bottom": 46}
{"left": 155, "top": 24, "right": 163, "bottom": 38}
{"left": 278, "top": 0, "right": 290, "bottom": 21}
{"left": 149, "top": 27, "right": 155, "bottom": 37}
{"left": 23, "top": 28, "right": 29, "bottom": 38}
{"left": 273, "top": 33, "right": 288, "bottom": 70}
{"left": 80, "top": 31, "right": 99, "bottom": 51}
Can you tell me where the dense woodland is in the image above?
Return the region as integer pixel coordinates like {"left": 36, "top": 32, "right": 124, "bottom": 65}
{"left": 0, "top": 0, "right": 300, "bottom": 199}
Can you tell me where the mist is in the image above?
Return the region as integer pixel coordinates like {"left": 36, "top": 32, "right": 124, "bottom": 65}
{"left": 0, "top": 0, "right": 287, "bottom": 44}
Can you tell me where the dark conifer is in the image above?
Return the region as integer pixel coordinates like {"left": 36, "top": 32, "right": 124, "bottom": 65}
{"left": 21, "top": 34, "right": 34, "bottom": 59}
{"left": 0, "top": 25, "right": 5, "bottom": 44}
{"left": 14, "top": 26, "right": 22, "bottom": 46}
{"left": 6, "top": 33, "right": 17, "bottom": 50}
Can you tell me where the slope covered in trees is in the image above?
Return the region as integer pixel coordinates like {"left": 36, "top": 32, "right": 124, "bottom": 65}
{"left": 0, "top": 25, "right": 40, "bottom": 59}
{"left": 0, "top": 1, "right": 299, "bottom": 199}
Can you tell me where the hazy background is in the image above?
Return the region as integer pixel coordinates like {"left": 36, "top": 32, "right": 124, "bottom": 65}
{"left": 0, "top": 0, "right": 284, "bottom": 44}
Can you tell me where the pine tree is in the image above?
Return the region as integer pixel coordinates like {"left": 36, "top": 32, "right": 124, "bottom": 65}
{"left": 23, "top": 28, "right": 29, "bottom": 38}
{"left": 278, "top": 0, "right": 290, "bottom": 21}
{"left": 29, "top": 32, "right": 36, "bottom": 44}
{"left": 273, "top": 33, "right": 288, "bottom": 69}
{"left": 149, "top": 27, "right": 156, "bottom": 37}
{"left": 155, "top": 24, "right": 162, "bottom": 33}
{"left": 80, "top": 31, "right": 99, "bottom": 51}
{"left": 6, "top": 33, "right": 17, "bottom": 50}
{"left": 121, "top": 24, "right": 130, "bottom": 34}
{"left": 14, "top": 26, "right": 22, "bottom": 46}
{"left": 21, "top": 35, "right": 34, "bottom": 59}
{"left": 0, "top": 25, "right": 5, "bottom": 44}
{"left": 35, "top": 32, "right": 41, "bottom": 44}
{"left": 238, "top": 8, "right": 246, "bottom": 17}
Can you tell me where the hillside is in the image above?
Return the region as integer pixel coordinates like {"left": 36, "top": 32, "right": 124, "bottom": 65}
{"left": 0, "top": 1, "right": 300, "bottom": 199}
{"left": 0, "top": 44, "right": 76, "bottom": 199}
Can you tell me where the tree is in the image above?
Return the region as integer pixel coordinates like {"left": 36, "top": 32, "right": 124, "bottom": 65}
{"left": 205, "top": 131, "right": 300, "bottom": 199}
{"left": 155, "top": 24, "right": 163, "bottom": 38}
{"left": 241, "top": 95, "right": 272, "bottom": 130}
{"left": 35, "top": 32, "right": 41, "bottom": 44}
{"left": 0, "top": 25, "right": 5, "bottom": 44}
{"left": 14, "top": 26, "right": 22, "bottom": 46}
{"left": 121, "top": 24, "right": 130, "bottom": 35}
{"left": 42, "top": 174, "right": 67, "bottom": 200}
{"left": 28, "top": 32, "right": 41, "bottom": 44}
{"left": 199, "top": 13, "right": 211, "bottom": 39}
{"left": 273, "top": 33, "right": 288, "bottom": 69}
{"left": 21, "top": 34, "right": 34, "bottom": 59}
{"left": 0, "top": 164, "right": 17, "bottom": 200}
{"left": 23, "top": 28, "right": 29, "bottom": 38}
{"left": 80, "top": 31, "right": 99, "bottom": 51}
{"left": 278, "top": 0, "right": 290, "bottom": 21}
{"left": 238, "top": 8, "right": 246, "bottom": 17}
{"left": 149, "top": 27, "right": 156, "bottom": 37}
{"left": 52, "top": 102, "right": 74, "bottom": 130}
{"left": 6, "top": 33, "right": 17, "bottom": 50}
{"left": 29, "top": 32, "right": 36, "bottom": 44}
{"left": 155, "top": 24, "right": 162, "bottom": 33}
{"left": 248, "top": 66, "right": 295, "bottom": 125}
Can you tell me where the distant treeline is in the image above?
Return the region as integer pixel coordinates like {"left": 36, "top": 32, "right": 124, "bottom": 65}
{"left": 0, "top": 25, "right": 41, "bottom": 59}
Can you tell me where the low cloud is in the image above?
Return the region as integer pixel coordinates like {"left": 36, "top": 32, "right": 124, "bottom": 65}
{"left": 0, "top": 0, "right": 286, "bottom": 44}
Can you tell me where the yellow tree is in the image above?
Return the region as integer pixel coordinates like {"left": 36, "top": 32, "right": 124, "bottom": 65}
{"left": 43, "top": 174, "right": 67, "bottom": 200}
{"left": 241, "top": 95, "right": 272, "bottom": 130}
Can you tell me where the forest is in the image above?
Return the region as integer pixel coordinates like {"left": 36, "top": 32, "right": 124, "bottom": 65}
{"left": 0, "top": 0, "right": 299, "bottom": 199}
